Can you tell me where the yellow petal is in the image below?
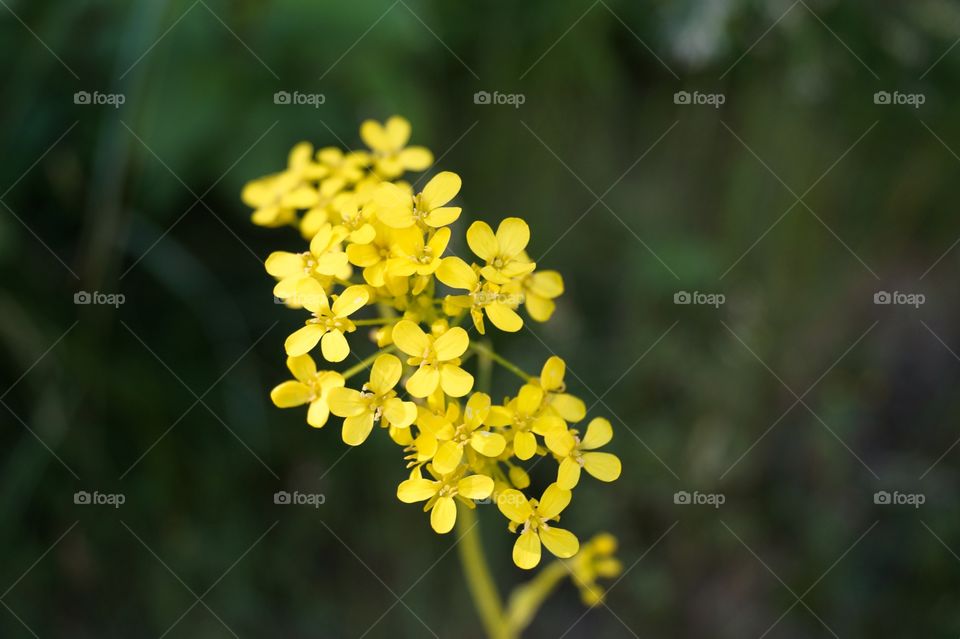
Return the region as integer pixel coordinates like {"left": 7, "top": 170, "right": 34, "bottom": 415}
{"left": 557, "top": 456, "right": 581, "bottom": 489}
{"left": 463, "top": 392, "right": 491, "bottom": 426}
{"left": 495, "top": 218, "right": 530, "bottom": 257}
{"left": 484, "top": 406, "right": 513, "bottom": 427}
{"left": 397, "top": 478, "right": 438, "bottom": 503}
{"left": 398, "top": 146, "right": 433, "bottom": 171}
{"left": 496, "top": 489, "right": 533, "bottom": 523}
{"left": 470, "top": 431, "right": 506, "bottom": 457}
{"left": 513, "top": 530, "right": 541, "bottom": 569}
{"left": 457, "top": 474, "right": 494, "bottom": 500}
{"left": 284, "top": 325, "right": 325, "bottom": 356}
{"left": 369, "top": 354, "right": 403, "bottom": 394}
{"left": 440, "top": 364, "right": 474, "bottom": 397}
{"left": 285, "top": 354, "right": 317, "bottom": 382}
{"left": 314, "top": 252, "right": 349, "bottom": 276}
{"left": 513, "top": 430, "right": 537, "bottom": 460}
{"left": 581, "top": 417, "right": 613, "bottom": 450}
{"left": 420, "top": 172, "right": 461, "bottom": 211}
{"left": 582, "top": 452, "right": 622, "bottom": 482}
{"left": 320, "top": 329, "right": 350, "bottom": 363}
{"left": 524, "top": 294, "right": 555, "bottom": 323}
{"left": 383, "top": 398, "right": 417, "bottom": 428}
{"left": 550, "top": 393, "right": 586, "bottom": 423}
{"left": 537, "top": 483, "right": 571, "bottom": 519}
{"left": 540, "top": 356, "right": 565, "bottom": 392}
{"left": 433, "top": 441, "right": 463, "bottom": 475}
{"left": 436, "top": 257, "right": 477, "bottom": 290}
{"left": 327, "top": 387, "right": 366, "bottom": 417}
{"left": 346, "top": 242, "right": 381, "bottom": 267}
{"left": 466, "top": 221, "right": 498, "bottom": 262}
{"left": 331, "top": 285, "right": 369, "bottom": 317}
{"left": 270, "top": 381, "right": 312, "bottom": 408}
{"left": 392, "top": 320, "right": 430, "bottom": 356}
{"left": 342, "top": 412, "right": 375, "bottom": 446}
{"left": 423, "top": 206, "right": 461, "bottom": 228}
{"left": 517, "top": 385, "right": 543, "bottom": 416}
{"left": 527, "top": 270, "right": 564, "bottom": 298}
{"left": 384, "top": 115, "right": 411, "bottom": 150}
{"left": 539, "top": 526, "right": 579, "bottom": 559}
{"left": 433, "top": 327, "right": 469, "bottom": 360}
{"left": 545, "top": 429, "right": 576, "bottom": 456}
{"left": 406, "top": 365, "right": 440, "bottom": 398}
{"left": 360, "top": 119, "right": 389, "bottom": 152}
{"left": 486, "top": 303, "right": 523, "bottom": 332}
{"left": 265, "top": 251, "right": 304, "bottom": 278}
{"left": 295, "top": 278, "right": 329, "bottom": 313}
{"left": 427, "top": 227, "right": 451, "bottom": 256}
{"left": 306, "top": 398, "right": 330, "bottom": 428}
{"left": 431, "top": 496, "right": 457, "bottom": 534}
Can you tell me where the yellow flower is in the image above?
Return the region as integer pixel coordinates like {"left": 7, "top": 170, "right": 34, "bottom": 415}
{"left": 265, "top": 223, "right": 350, "bottom": 300}
{"left": 392, "top": 320, "right": 474, "bottom": 398}
{"left": 374, "top": 171, "right": 462, "bottom": 229}
{"left": 386, "top": 227, "right": 450, "bottom": 292}
{"left": 328, "top": 354, "right": 417, "bottom": 445}
{"left": 466, "top": 218, "right": 536, "bottom": 284}
{"left": 519, "top": 269, "right": 564, "bottom": 322}
{"left": 345, "top": 220, "right": 396, "bottom": 287}
{"left": 397, "top": 465, "right": 494, "bottom": 534}
{"left": 360, "top": 115, "right": 433, "bottom": 179}
{"left": 284, "top": 279, "right": 369, "bottom": 361}
{"left": 432, "top": 393, "right": 507, "bottom": 474}
{"left": 269, "top": 354, "right": 344, "bottom": 428}
{"left": 316, "top": 146, "right": 368, "bottom": 186}
{"left": 532, "top": 356, "right": 586, "bottom": 424}
{"left": 485, "top": 385, "right": 564, "bottom": 460}
{"left": 243, "top": 142, "right": 326, "bottom": 227}
{"left": 436, "top": 256, "right": 523, "bottom": 334}
{"left": 545, "top": 418, "right": 621, "bottom": 489}
{"left": 497, "top": 483, "right": 579, "bottom": 569}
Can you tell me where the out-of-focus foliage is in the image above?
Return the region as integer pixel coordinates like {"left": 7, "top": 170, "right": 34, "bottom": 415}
{"left": 2, "top": 0, "right": 960, "bottom": 636}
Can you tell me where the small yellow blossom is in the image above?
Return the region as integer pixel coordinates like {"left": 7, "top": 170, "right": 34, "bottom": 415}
{"left": 532, "top": 356, "right": 586, "bottom": 424}
{"left": 519, "top": 269, "right": 564, "bottom": 322}
{"left": 436, "top": 256, "right": 523, "bottom": 333}
{"left": 497, "top": 483, "right": 579, "bottom": 569}
{"left": 545, "top": 418, "right": 622, "bottom": 489}
{"left": 432, "top": 392, "right": 507, "bottom": 474}
{"left": 568, "top": 533, "right": 623, "bottom": 605}
{"left": 375, "top": 171, "right": 462, "bottom": 229}
{"left": 361, "top": 116, "right": 433, "bottom": 179}
{"left": 328, "top": 354, "right": 417, "bottom": 445}
{"left": 486, "top": 385, "right": 565, "bottom": 460}
{"left": 243, "top": 142, "right": 327, "bottom": 227}
{"left": 265, "top": 223, "right": 350, "bottom": 300}
{"left": 392, "top": 320, "right": 474, "bottom": 398}
{"left": 466, "top": 218, "right": 536, "bottom": 284}
{"left": 397, "top": 466, "right": 494, "bottom": 533}
{"left": 284, "top": 279, "right": 369, "bottom": 361}
{"left": 269, "top": 354, "right": 345, "bottom": 428}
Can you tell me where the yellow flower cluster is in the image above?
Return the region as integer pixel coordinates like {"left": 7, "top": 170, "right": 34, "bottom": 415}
{"left": 247, "top": 116, "right": 621, "bottom": 576}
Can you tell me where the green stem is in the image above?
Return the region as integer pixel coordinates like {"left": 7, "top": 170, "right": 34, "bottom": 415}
{"left": 353, "top": 317, "right": 396, "bottom": 326}
{"left": 341, "top": 345, "right": 396, "bottom": 380}
{"left": 503, "top": 560, "right": 568, "bottom": 635}
{"left": 456, "top": 507, "right": 513, "bottom": 639}
{"left": 470, "top": 342, "right": 532, "bottom": 382}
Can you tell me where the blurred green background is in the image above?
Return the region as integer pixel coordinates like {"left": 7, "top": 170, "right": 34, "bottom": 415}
{"left": 3, "top": 0, "right": 960, "bottom": 636}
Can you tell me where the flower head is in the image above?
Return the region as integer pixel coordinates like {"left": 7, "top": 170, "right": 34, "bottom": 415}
{"left": 328, "top": 354, "right": 417, "bottom": 445}
{"left": 397, "top": 465, "right": 494, "bottom": 534}
{"left": 546, "top": 418, "right": 622, "bottom": 489}
{"left": 361, "top": 116, "right": 433, "bottom": 179}
{"left": 466, "top": 218, "right": 536, "bottom": 284}
{"left": 497, "top": 483, "right": 579, "bottom": 569}
{"left": 269, "top": 354, "right": 345, "bottom": 428}
{"left": 392, "top": 320, "right": 474, "bottom": 398}
{"left": 284, "top": 279, "right": 369, "bottom": 361}
{"left": 375, "top": 171, "right": 462, "bottom": 229}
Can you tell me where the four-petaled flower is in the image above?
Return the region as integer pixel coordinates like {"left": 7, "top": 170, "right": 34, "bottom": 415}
{"left": 486, "top": 385, "right": 564, "bottom": 460}
{"left": 375, "top": 171, "right": 462, "bottom": 229}
{"left": 269, "top": 354, "right": 345, "bottom": 428}
{"left": 545, "top": 417, "right": 622, "bottom": 489}
{"left": 284, "top": 279, "right": 369, "bottom": 361}
{"left": 397, "top": 466, "right": 494, "bottom": 533}
{"left": 328, "top": 354, "right": 418, "bottom": 445}
{"left": 497, "top": 483, "right": 579, "bottom": 569}
{"left": 392, "top": 320, "right": 474, "bottom": 398}
{"left": 466, "top": 217, "right": 536, "bottom": 284}
{"left": 361, "top": 116, "right": 433, "bottom": 179}
{"left": 432, "top": 393, "right": 507, "bottom": 474}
